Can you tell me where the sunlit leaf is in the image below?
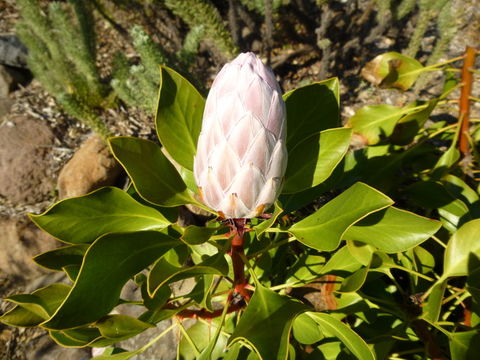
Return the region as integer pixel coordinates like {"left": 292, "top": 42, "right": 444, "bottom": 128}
{"left": 361, "top": 51, "right": 424, "bottom": 90}
{"left": 155, "top": 65, "right": 205, "bottom": 170}
{"left": 289, "top": 182, "right": 393, "bottom": 251}
{"left": 109, "top": 137, "right": 196, "bottom": 207}
{"left": 229, "top": 284, "right": 309, "bottom": 360}
{"left": 42, "top": 231, "right": 179, "bottom": 330}
{"left": 30, "top": 187, "right": 171, "bottom": 244}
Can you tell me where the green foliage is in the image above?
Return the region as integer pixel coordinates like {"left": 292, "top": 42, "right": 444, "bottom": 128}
{"left": 164, "top": 0, "right": 237, "bottom": 59}
{"left": 16, "top": 0, "right": 109, "bottom": 137}
{"left": 2, "top": 53, "right": 479, "bottom": 360}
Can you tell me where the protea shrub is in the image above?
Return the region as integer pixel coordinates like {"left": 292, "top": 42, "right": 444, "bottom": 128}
{"left": 194, "top": 52, "right": 287, "bottom": 219}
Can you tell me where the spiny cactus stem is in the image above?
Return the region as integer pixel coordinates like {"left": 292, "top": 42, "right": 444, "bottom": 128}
{"left": 459, "top": 46, "right": 476, "bottom": 157}
{"left": 230, "top": 218, "right": 251, "bottom": 301}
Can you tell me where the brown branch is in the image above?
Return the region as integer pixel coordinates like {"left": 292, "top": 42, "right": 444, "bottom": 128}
{"left": 410, "top": 319, "right": 446, "bottom": 360}
{"left": 174, "top": 303, "right": 244, "bottom": 319}
{"left": 459, "top": 46, "right": 477, "bottom": 156}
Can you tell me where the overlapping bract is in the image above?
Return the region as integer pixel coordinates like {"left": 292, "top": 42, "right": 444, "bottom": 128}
{"left": 194, "top": 52, "right": 287, "bottom": 218}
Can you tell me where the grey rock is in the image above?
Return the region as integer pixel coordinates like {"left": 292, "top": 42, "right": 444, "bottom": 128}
{"left": 0, "top": 34, "right": 28, "bottom": 68}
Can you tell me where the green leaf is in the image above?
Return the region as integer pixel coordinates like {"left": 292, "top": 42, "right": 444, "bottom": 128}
{"left": 292, "top": 312, "right": 323, "bottom": 345}
{"left": 361, "top": 51, "right": 424, "bottom": 90}
{"left": 339, "top": 266, "right": 369, "bottom": 293}
{"left": 405, "top": 180, "right": 471, "bottom": 232}
{"left": 422, "top": 280, "right": 447, "bottom": 322}
{"left": 391, "top": 100, "right": 438, "bottom": 145}
{"left": 42, "top": 231, "right": 179, "bottom": 330}
{"left": 30, "top": 187, "right": 171, "bottom": 244}
{"left": 286, "top": 254, "right": 326, "bottom": 286}
{"left": 343, "top": 207, "right": 441, "bottom": 253}
{"left": 347, "top": 104, "right": 406, "bottom": 145}
{"left": 148, "top": 252, "right": 228, "bottom": 297}
{"left": 283, "top": 128, "right": 351, "bottom": 193}
{"left": 96, "top": 314, "right": 154, "bottom": 339}
{"left": 254, "top": 202, "right": 283, "bottom": 237}
{"left": 432, "top": 125, "right": 460, "bottom": 178}
{"left": 109, "top": 137, "right": 195, "bottom": 207}
{"left": 229, "top": 284, "right": 309, "bottom": 360}
{"left": 307, "top": 312, "right": 376, "bottom": 360}
{"left": 450, "top": 330, "right": 480, "bottom": 360}
{"left": 321, "top": 246, "right": 363, "bottom": 275}
{"left": 155, "top": 65, "right": 205, "bottom": 170}
{"left": 179, "top": 320, "right": 229, "bottom": 360}
{"left": 0, "top": 283, "right": 71, "bottom": 327}
{"left": 33, "top": 244, "right": 89, "bottom": 271}
{"left": 443, "top": 219, "right": 480, "bottom": 279}
{"left": 289, "top": 182, "right": 393, "bottom": 251}
{"left": 189, "top": 275, "right": 215, "bottom": 311}
{"left": 181, "top": 225, "right": 219, "bottom": 245}
{"left": 284, "top": 78, "right": 340, "bottom": 149}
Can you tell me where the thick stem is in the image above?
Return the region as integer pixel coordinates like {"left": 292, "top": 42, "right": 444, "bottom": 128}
{"left": 230, "top": 218, "right": 251, "bottom": 300}
{"left": 175, "top": 303, "right": 244, "bottom": 320}
{"left": 459, "top": 46, "right": 476, "bottom": 156}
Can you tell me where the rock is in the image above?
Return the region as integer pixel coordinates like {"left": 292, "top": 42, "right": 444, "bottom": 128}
{"left": 0, "top": 34, "right": 28, "bottom": 68}
{"left": 0, "top": 217, "right": 58, "bottom": 278}
{"left": 57, "top": 134, "right": 123, "bottom": 199}
{"left": 0, "top": 115, "right": 55, "bottom": 204}
{"left": 0, "top": 64, "right": 31, "bottom": 97}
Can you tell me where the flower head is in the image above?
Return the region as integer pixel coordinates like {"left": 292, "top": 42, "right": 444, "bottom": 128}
{"left": 194, "top": 52, "right": 287, "bottom": 218}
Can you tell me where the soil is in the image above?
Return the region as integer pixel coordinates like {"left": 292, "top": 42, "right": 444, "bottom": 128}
{"left": 0, "top": 0, "right": 479, "bottom": 359}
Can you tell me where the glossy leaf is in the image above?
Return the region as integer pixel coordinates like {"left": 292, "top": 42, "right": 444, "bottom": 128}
{"left": 347, "top": 104, "right": 405, "bottom": 145}
{"left": 361, "top": 51, "right": 424, "bottom": 90}
{"left": 443, "top": 219, "right": 480, "bottom": 279}
{"left": 339, "top": 266, "right": 369, "bottom": 293}
{"left": 422, "top": 281, "right": 447, "bottom": 323}
{"left": 30, "top": 187, "right": 171, "bottom": 244}
{"left": 148, "top": 252, "right": 228, "bottom": 297}
{"left": 321, "top": 246, "right": 363, "bottom": 275}
{"left": 289, "top": 182, "right": 393, "bottom": 251}
{"left": 343, "top": 207, "right": 441, "bottom": 253}
{"left": 283, "top": 128, "right": 352, "bottom": 193}
{"left": 405, "top": 181, "right": 470, "bottom": 232}
{"left": 449, "top": 330, "right": 480, "bottom": 360}
{"left": 284, "top": 78, "right": 340, "bottom": 148}
{"left": 33, "top": 244, "right": 89, "bottom": 271}
{"left": 96, "top": 314, "right": 153, "bottom": 339}
{"left": 292, "top": 313, "right": 323, "bottom": 345}
{"left": 181, "top": 225, "right": 219, "bottom": 245}
{"left": 179, "top": 320, "right": 228, "bottom": 360}
{"left": 307, "top": 312, "right": 376, "bottom": 360}
{"left": 109, "top": 137, "right": 195, "bottom": 207}
{"left": 155, "top": 65, "right": 205, "bottom": 170}
{"left": 228, "top": 284, "right": 309, "bottom": 360}
{"left": 391, "top": 100, "right": 437, "bottom": 145}
{"left": 0, "top": 283, "right": 71, "bottom": 327}
{"left": 42, "top": 231, "right": 179, "bottom": 330}
{"left": 254, "top": 202, "right": 283, "bottom": 237}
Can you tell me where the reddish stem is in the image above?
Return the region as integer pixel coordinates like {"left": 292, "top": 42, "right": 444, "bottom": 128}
{"left": 459, "top": 46, "right": 476, "bottom": 156}
{"left": 174, "top": 303, "right": 245, "bottom": 319}
{"left": 229, "top": 218, "right": 251, "bottom": 301}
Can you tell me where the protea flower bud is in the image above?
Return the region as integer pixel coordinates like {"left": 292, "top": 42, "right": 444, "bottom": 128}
{"left": 194, "top": 52, "right": 287, "bottom": 219}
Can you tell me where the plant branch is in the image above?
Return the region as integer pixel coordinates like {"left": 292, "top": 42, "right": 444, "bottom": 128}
{"left": 459, "top": 46, "right": 477, "bottom": 156}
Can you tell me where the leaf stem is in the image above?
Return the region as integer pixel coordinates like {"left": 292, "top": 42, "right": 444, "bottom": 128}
{"left": 431, "top": 235, "right": 447, "bottom": 248}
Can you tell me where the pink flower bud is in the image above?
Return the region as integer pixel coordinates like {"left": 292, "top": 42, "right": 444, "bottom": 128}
{"left": 194, "top": 52, "right": 287, "bottom": 219}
